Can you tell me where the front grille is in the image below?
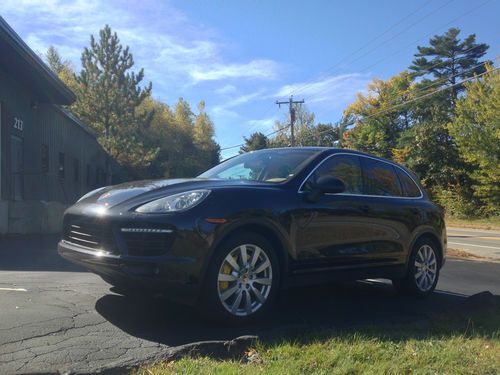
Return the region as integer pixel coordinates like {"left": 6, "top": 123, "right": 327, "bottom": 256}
{"left": 63, "top": 218, "right": 118, "bottom": 254}
{"left": 121, "top": 230, "right": 174, "bottom": 256}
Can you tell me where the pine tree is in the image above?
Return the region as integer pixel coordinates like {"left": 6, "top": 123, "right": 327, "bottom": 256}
{"left": 71, "top": 25, "right": 158, "bottom": 176}
{"left": 410, "top": 28, "right": 489, "bottom": 103}
{"left": 45, "top": 46, "right": 68, "bottom": 74}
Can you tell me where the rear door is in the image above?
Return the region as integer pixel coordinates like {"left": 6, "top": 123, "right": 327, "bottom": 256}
{"left": 357, "top": 156, "right": 415, "bottom": 265}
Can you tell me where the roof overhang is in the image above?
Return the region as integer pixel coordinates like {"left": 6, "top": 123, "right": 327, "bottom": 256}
{"left": 0, "top": 16, "right": 76, "bottom": 105}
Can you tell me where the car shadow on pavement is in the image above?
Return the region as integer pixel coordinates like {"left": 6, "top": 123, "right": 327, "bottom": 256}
{"left": 94, "top": 280, "right": 474, "bottom": 347}
{"left": 0, "top": 234, "right": 86, "bottom": 272}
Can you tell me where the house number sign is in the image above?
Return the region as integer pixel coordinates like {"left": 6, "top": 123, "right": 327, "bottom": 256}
{"left": 13, "top": 117, "right": 24, "bottom": 131}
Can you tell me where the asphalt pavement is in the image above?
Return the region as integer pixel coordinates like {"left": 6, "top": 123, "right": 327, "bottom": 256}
{"left": 0, "top": 234, "right": 499, "bottom": 374}
{"left": 447, "top": 227, "right": 500, "bottom": 260}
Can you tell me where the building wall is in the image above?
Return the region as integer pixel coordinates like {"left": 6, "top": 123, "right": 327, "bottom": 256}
{"left": 0, "top": 64, "right": 108, "bottom": 234}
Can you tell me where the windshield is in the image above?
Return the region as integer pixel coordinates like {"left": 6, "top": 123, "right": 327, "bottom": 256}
{"left": 198, "top": 149, "right": 320, "bottom": 183}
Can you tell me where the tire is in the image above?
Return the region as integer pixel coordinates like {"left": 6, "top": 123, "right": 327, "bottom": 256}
{"left": 392, "top": 237, "right": 440, "bottom": 297}
{"left": 201, "top": 232, "right": 280, "bottom": 323}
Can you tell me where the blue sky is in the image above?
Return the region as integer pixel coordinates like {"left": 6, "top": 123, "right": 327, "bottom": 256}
{"left": 3, "top": 0, "right": 499, "bottom": 158}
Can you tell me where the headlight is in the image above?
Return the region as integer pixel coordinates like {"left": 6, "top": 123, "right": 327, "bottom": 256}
{"left": 135, "top": 190, "right": 211, "bottom": 213}
{"left": 77, "top": 186, "right": 107, "bottom": 202}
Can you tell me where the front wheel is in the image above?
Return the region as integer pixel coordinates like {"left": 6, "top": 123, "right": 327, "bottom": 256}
{"left": 393, "top": 238, "right": 440, "bottom": 297}
{"left": 202, "top": 232, "right": 280, "bottom": 323}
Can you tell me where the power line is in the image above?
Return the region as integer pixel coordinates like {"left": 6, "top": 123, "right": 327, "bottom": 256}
{"left": 289, "top": 0, "right": 455, "bottom": 97}
{"left": 298, "top": 8, "right": 492, "bottom": 104}
{"left": 310, "top": 66, "right": 499, "bottom": 139}
{"left": 219, "top": 0, "right": 492, "bottom": 153}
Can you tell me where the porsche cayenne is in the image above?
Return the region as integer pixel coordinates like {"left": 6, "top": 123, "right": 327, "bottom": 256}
{"left": 59, "top": 147, "right": 446, "bottom": 322}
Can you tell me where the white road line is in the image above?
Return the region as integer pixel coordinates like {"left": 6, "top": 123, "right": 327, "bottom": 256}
{"left": 448, "top": 242, "right": 500, "bottom": 250}
{"left": 0, "top": 287, "right": 27, "bottom": 292}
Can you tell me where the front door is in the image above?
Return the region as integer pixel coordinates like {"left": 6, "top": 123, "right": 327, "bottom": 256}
{"left": 294, "top": 153, "right": 408, "bottom": 271}
{"left": 294, "top": 154, "right": 374, "bottom": 270}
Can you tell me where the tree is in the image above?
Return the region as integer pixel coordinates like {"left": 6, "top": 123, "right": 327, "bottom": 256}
{"left": 193, "top": 101, "right": 220, "bottom": 171}
{"left": 71, "top": 25, "right": 158, "bottom": 177}
{"left": 269, "top": 105, "right": 315, "bottom": 147}
{"left": 342, "top": 72, "right": 414, "bottom": 158}
{"left": 313, "top": 123, "right": 339, "bottom": 147}
{"left": 448, "top": 63, "right": 500, "bottom": 214}
{"left": 240, "top": 132, "right": 269, "bottom": 153}
{"left": 45, "top": 46, "right": 70, "bottom": 74}
{"left": 410, "top": 28, "right": 489, "bottom": 103}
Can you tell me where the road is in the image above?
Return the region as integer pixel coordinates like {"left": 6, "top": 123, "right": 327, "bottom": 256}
{"left": 447, "top": 227, "right": 500, "bottom": 260}
{"left": 0, "top": 235, "right": 499, "bottom": 374}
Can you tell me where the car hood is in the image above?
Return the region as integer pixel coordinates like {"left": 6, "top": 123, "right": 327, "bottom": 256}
{"left": 77, "top": 178, "right": 276, "bottom": 208}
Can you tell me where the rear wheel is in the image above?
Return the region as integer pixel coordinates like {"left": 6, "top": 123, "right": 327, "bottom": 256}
{"left": 202, "top": 233, "right": 280, "bottom": 323}
{"left": 392, "top": 238, "right": 440, "bottom": 297}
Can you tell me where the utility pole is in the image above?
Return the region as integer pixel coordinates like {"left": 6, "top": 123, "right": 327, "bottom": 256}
{"left": 276, "top": 95, "right": 304, "bottom": 147}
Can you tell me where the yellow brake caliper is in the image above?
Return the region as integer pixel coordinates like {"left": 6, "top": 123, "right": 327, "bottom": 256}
{"left": 219, "top": 261, "right": 232, "bottom": 291}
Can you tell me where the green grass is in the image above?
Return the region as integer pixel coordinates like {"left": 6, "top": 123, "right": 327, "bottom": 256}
{"left": 446, "top": 216, "right": 500, "bottom": 231}
{"left": 136, "top": 311, "right": 500, "bottom": 375}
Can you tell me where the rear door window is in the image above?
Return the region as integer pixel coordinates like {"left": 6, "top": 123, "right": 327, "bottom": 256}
{"left": 361, "top": 158, "right": 402, "bottom": 197}
{"left": 396, "top": 168, "right": 421, "bottom": 197}
{"left": 311, "top": 155, "right": 363, "bottom": 194}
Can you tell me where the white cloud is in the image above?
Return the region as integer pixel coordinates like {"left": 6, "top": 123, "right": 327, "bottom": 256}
{"left": 190, "top": 59, "right": 278, "bottom": 82}
{"left": 2, "top": 0, "right": 281, "bottom": 88}
{"left": 214, "top": 84, "right": 237, "bottom": 95}
{"left": 275, "top": 73, "right": 371, "bottom": 103}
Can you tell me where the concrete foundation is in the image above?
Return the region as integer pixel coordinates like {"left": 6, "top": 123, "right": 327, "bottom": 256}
{"left": 1, "top": 200, "right": 67, "bottom": 234}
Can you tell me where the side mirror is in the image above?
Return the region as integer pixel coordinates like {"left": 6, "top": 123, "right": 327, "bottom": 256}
{"left": 316, "top": 176, "right": 345, "bottom": 194}
{"left": 305, "top": 176, "right": 345, "bottom": 202}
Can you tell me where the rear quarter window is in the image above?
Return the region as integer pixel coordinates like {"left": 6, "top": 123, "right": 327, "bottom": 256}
{"left": 396, "top": 168, "right": 421, "bottom": 197}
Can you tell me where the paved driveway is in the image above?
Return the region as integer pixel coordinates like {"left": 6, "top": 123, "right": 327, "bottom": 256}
{"left": 0, "top": 235, "right": 499, "bottom": 374}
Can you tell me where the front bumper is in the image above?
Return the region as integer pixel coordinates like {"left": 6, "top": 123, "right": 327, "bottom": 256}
{"left": 58, "top": 240, "right": 200, "bottom": 305}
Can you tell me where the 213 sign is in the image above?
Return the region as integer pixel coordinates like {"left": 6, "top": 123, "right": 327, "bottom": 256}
{"left": 13, "top": 117, "right": 24, "bottom": 131}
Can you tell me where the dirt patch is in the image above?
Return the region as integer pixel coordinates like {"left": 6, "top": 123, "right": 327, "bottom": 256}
{"left": 447, "top": 248, "right": 488, "bottom": 260}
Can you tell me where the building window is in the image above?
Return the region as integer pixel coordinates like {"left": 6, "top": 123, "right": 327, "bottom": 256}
{"left": 58, "top": 152, "right": 65, "bottom": 179}
{"left": 41, "top": 144, "right": 49, "bottom": 173}
{"left": 73, "top": 158, "right": 79, "bottom": 182}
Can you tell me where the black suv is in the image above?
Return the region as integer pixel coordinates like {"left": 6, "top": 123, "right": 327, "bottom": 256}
{"left": 59, "top": 148, "right": 446, "bottom": 322}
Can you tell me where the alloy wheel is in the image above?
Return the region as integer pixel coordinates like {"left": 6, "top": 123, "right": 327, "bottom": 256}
{"left": 414, "top": 244, "right": 438, "bottom": 292}
{"left": 217, "top": 244, "right": 273, "bottom": 317}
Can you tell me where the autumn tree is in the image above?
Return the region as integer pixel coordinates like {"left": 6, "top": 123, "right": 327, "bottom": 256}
{"left": 448, "top": 63, "right": 500, "bottom": 214}
{"left": 342, "top": 71, "right": 414, "bottom": 158}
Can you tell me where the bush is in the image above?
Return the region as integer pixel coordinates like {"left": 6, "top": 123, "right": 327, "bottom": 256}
{"left": 432, "top": 187, "right": 483, "bottom": 219}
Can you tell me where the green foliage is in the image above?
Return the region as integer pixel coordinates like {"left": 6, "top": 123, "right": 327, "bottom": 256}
{"left": 342, "top": 72, "right": 414, "bottom": 158}
{"left": 48, "top": 28, "right": 221, "bottom": 181}
{"left": 410, "top": 28, "right": 490, "bottom": 102}
{"left": 448, "top": 64, "right": 500, "bottom": 214}
{"left": 45, "top": 46, "right": 71, "bottom": 75}
{"left": 69, "top": 25, "right": 158, "bottom": 178}
{"left": 240, "top": 132, "right": 269, "bottom": 153}
{"left": 342, "top": 28, "right": 494, "bottom": 218}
